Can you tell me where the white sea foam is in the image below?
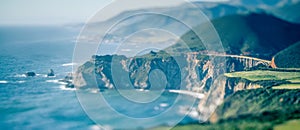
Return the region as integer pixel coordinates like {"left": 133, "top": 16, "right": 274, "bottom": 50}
{"left": 35, "top": 74, "right": 48, "bottom": 77}
{"left": 89, "top": 125, "right": 101, "bottom": 130}
{"left": 89, "top": 89, "right": 99, "bottom": 93}
{"left": 159, "top": 103, "right": 169, "bottom": 107}
{"left": 0, "top": 80, "right": 9, "bottom": 84}
{"left": 89, "top": 125, "right": 111, "bottom": 130}
{"left": 62, "top": 63, "right": 77, "bottom": 67}
{"left": 46, "top": 80, "right": 67, "bottom": 85}
{"left": 188, "top": 110, "right": 200, "bottom": 119}
{"left": 0, "top": 80, "right": 26, "bottom": 84}
{"left": 135, "top": 89, "right": 150, "bottom": 92}
{"left": 59, "top": 85, "right": 76, "bottom": 91}
{"left": 16, "top": 81, "right": 26, "bottom": 83}
{"left": 168, "top": 89, "right": 205, "bottom": 99}
{"left": 188, "top": 108, "right": 200, "bottom": 119}
{"left": 14, "top": 74, "right": 26, "bottom": 78}
{"left": 178, "top": 106, "right": 191, "bottom": 115}
{"left": 46, "top": 80, "right": 59, "bottom": 83}
{"left": 178, "top": 106, "right": 200, "bottom": 119}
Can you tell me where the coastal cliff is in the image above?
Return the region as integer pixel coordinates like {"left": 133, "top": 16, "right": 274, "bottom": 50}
{"left": 198, "top": 75, "right": 262, "bottom": 121}
{"left": 73, "top": 53, "right": 269, "bottom": 92}
{"left": 71, "top": 48, "right": 300, "bottom": 130}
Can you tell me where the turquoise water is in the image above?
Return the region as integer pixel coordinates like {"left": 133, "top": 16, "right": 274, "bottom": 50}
{"left": 0, "top": 26, "right": 199, "bottom": 129}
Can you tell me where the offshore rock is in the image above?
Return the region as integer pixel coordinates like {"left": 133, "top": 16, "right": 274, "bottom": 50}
{"left": 25, "top": 72, "right": 36, "bottom": 77}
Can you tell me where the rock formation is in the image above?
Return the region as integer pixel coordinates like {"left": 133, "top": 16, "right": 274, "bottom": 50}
{"left": 47, "top": 69, "right": 55, "bottom": 77}
{"left": 73, "top": 53, "right": 269, "bottom": 91}
{"left": 25, "top": 72, "right": 36, "bottom": 77}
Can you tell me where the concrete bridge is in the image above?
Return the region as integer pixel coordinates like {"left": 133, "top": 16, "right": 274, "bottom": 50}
{"left": 188, "top": 52, "right": 271, "bottom": 67}
{"left": 206, "top": 54, "right": 271, "bottom": 66}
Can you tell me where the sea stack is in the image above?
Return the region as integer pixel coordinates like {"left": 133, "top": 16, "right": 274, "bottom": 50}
{"left": 47, "top": 69, "right": 55, "bottom": 77}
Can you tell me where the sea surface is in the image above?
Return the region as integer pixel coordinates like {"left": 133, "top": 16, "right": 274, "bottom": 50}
{"left": 0, "top": 26, "right": 198, "bottom": 130}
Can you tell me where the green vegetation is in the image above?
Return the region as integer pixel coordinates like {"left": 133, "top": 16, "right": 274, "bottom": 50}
{"left": 211, "top": 70, "right": 300, "bottom": 129}
{"left": 152, "top": 89, "right": 300, "bottom": 130}
{"left": 153, "top": 121, "right": 273, "bottom": 130}
{"left": 274, "top": 119, "right": 300, "bottom": 130}
{"left": 213, "top": 89, "right": 300, "bottom": 121}
{"left": 155, "top": 70, "right": 300, "bottom": 130}
{"left": 272, "top": 84, "right": 300, "bottom": 89}
{"left": 224, "top": 70, "right": 300, "bottom": 89}
{"left": 224, "top": 70, "right": 300, "bottom": 82}
{"left": 273, "top": 41, "right": 300, "bottom": 68}
{"left": 173, "top": 121, "right": 273, "bottom": 130}
{"left": 170, "top": 13, "right": 300, "bottom": 59}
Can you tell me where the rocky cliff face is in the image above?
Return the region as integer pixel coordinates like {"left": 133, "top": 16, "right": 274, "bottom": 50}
{"left": 197, "top": 75, "right": 262, "bottom": 121}
{"left": 73, "top": 53, "right": 269, "bottom": 91}
{"left": 73, "top": 53, "right": 270, "bottom": 121}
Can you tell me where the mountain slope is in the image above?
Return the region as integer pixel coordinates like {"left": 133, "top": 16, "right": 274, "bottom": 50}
{"left": 269, "top": 2, "right": 300, "bottom": 24}
{"left": 272, "top": 41, "right": 300, "bottom": 68}
{"left": 175, "top": 13, "right": 300, "bottom": 59}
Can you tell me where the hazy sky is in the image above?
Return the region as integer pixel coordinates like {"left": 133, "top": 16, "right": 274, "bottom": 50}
{"left": 0, "top": 0, "right": 113, "bottom": 25}
{"left": 0, "top": 0, "right": 230, "bottom": 25}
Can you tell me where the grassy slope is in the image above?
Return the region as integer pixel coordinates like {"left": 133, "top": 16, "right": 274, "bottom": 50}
{"left": 224, "top": 70, "right": 300, "bottom": 89}
{"left": 152, "top": 70, "right": 300, "bottom": 130}
{"left": 168, "top": 89, "right": 300, "bottom": 130}
{"left": 274, "top": 119, "right": 300, "bottom": 130}
{"left": 224, "top": 70, "right": 300, "bottom": 81}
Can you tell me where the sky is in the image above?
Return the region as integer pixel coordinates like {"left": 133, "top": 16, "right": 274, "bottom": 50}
{"left": 0, "top": 0, "right": 230, "bottom": 25}
{"left": 0, "top": 0, "right": 112, "bottom": 25}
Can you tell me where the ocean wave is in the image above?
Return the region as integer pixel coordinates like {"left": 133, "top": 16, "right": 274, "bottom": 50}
{"left": 46, "top": 79, "right": 59, "bottom": 83}
{"left": 89, "top": 125, "right": 110, "bottom": 130}
{"left": 15, "top": 81, "right": 26, "bottom": 83}
{"left": 14, "top": 74, "right": 26, "bottom": 78}
{"left": 0, "top": 80, "right": 9, "bottom": 84}
{"left": 62, "top": 63, "right": 77, "bottom": 67}
{"left": 46, "top": 80, "right": 67, "bottom": 85}
{"left": 0, "top": 80, "right": 27, "bottom": 84}
{"left": 178, "top": 106, "right": 200, "bottom": 119}
{"left": 36, "top": 74, "right": 48, "bottom": 77}
{"left": 15, "top": 73, "right": 54, "bottom": 78}
{"left": 89, "top": 89, "right": 99, "bottom": 93}
{"left": 159, "top": 103, "right": 169, "bottom": 107}
{"left": 168, "top": 90, "right": 205, "bottom": 99}
{"left": 59, "top": 85, "right": 76, "bottom": 91}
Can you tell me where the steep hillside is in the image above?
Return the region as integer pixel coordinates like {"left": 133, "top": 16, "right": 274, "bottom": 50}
{"left": 167, "top": 89, "right": 300, "bottom": 130}
{"left": 153, "top": 69, "right": 300, "bottom": 130}
{"left": 175, "top": 13, "right": 300, "bottom": 59}
{"left": 210, "top": 89, "right": 300, "bottom": 124}
{"left": 272, "top": 41, "right": 300, "bottom": 68}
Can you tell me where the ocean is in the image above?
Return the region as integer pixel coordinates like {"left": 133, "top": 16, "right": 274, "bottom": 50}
{"left": 0, "top": 26, "right": 199, "bottom": 130}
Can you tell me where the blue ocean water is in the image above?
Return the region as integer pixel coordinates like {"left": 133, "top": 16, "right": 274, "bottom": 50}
{"left": 0, "top": 26, "right": 97, "bottom": 129}
{"left": 0, "top": 26, "right": 199, "bottom": 130}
